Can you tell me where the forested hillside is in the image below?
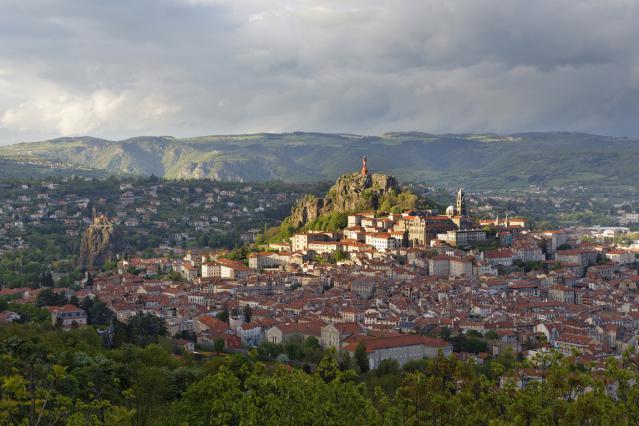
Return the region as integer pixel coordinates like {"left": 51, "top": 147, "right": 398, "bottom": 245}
{"left": 1, "top": 132, "right": 638, "bottom": 190}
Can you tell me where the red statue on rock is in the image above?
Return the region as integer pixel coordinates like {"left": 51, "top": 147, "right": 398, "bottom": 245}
{"left": 361, "top": 156, "right": 368, "bottom": 175}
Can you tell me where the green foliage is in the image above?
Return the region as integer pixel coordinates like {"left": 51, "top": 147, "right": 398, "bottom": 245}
{"left": 5, "top": 302, "right": 50, "bottom": 323}
{"left": 355, "top": 342, "right": 370, "bottom": 373}
{"left": 36, "top": 288, "right": 68, "bottom": 307}
{"left": 303, "top": 212, "right": 348, "bottom": 233}
{"left": 80, "top": 297, "right": 114, "bottom": 326}
{"left": 314, "top": 348, "right": 341, "bottom": 383}
{"left": 1, "top": 320, "right": 639, "bottom": 425}
{"left": 124, "top": 312, "right": 167, "bottom": 347}
{"left": 513, "top": 259, "right": 545, "bottom": 272}
{"left": 214, "top": 338, "right": 225, "bottom": 355}
{"left": 378, "top": 189, "right": 422, "bottom": 213}
{"left": 448, "top": 333, "right": 488, "bottom": 354}
{"left": 334, "top": 250, "right": 349, "bottom": 262}
{"left": 258, "top": 217, "right": 297, "bottom": 244}
{"left": 215, "top": 307, "right": 229, "bottom": 324}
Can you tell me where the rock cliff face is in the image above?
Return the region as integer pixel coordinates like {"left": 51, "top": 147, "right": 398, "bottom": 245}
{"left": 79, "top": 217, "right": 123, "bottom": 270}
{"left": 289, "top": 172, "right": 401, "bottom": 228}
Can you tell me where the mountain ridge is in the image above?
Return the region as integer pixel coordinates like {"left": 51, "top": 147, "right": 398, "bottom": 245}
{"left": 1, "top": 132, "right": 638, "bottom": 190}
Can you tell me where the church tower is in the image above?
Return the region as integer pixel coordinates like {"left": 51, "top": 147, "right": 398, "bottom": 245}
{"left": 456, "top": 188, "right": 467, "bottom": 216}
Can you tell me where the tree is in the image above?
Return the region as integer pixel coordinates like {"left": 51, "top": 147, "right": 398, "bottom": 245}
{"left": 285, "top": 341, "right": 304, "bottom": 360}
{"left": 354, "top": 342, "right": 369, "bottom": 373}
{"left": 485, "top": 330, "right": 499, "bottom": 340}
{"left": 243, "top": 305, "right": 252, "bottom": 323}
{"left": 129, "top": 366, "right": 172, "bottom": 426}
{"left": 376, "top": 359, "right": 400, "bottom": 376}
{"left": 216, "top": 306, "right": 230, "bottom": 324}
{"left": 214, "top": 337, "right": 225, "bottom": 355}
{"left": 81, "top": 297, "right": 114, "bottom": 325}
{"left": 126, "top": 312, "right": 167, "bottom": 346}
{"left": 171, "top": 370, "right": 243, "bottom": 425}
{"left": 334, "top": 250, "right": 349, "bottom": 262}
{"left": 85, "top": 272, "right": 94, "bottom": 286}
{"left": 35, "top": 288, "right": 66, "bottom": 307}
{"left": 41, "top": 271, "right": 55, "bottom": 288}
{"left": 315, "top": 348, "right": 340, "bottom": 383}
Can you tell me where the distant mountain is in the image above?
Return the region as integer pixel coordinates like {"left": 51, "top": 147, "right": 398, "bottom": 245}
{"left": 1, "top": 132, "right": 638, "bottom": 190}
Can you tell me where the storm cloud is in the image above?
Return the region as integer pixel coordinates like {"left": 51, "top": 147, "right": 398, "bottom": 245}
{"left": 1, "top": 0, "right": 639, "bottom": 143}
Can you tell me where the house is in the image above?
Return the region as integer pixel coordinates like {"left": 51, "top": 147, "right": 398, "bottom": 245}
{"left": 555, "top": 249, "right": 598, "bottom": 268}
{"left": 201, "top": 262, "right": 221, "bottom": 278}
{"left": 555, "top": 333, "right": 598, "bottom": 356}
{"left": 483, "top": 250, "right": 514, "bottom": 267}
{"left": 365, "top": 233, "right": 399, "bottom": 251}
{"left": 307, "top": 241, "right": 344, "bottom": 255}
{"left": 429, "top": 255, "right": 451, "bottom": 277}
{"left": 237, "top": 323, "right": 263, "bottom": 346}
{"left": 181, "top": 263, "right": 199, "bottom": 281}
{"left": 548, "top": 285, "right": 575, "bottom": 304}
{"left": 194, "top": 315, "right": 229, "bottom": 335}
{"left": 406, "top": 215, "right": 457, "bottom": 246}
{"left": 439, "top": 229, "right": 486, "bottom": 247}
{"left": 605, "top": 250, "right": 635, "bottom": 265}
{"left": 49, "top": 304, "right": 87, "bottom": 329}
{"left": 248, "top": 252, "right": 293, "bottom": 270}
{"left": 512, "top": 241, "right": 544, "bottom": 262}
{"left": 217, "top": 259, "right": 252, "bottom": 279}
{"left": 343, "top": 335, "right": 452, "bottom": 370}
{"left": 449, "top": 257, "right": 475, "bottom": 277}
{"left": 173, "top": 339, "right": 195, "bottom": 353}
{"left": 199, "top": 333, "right": 242, "bottom": 350}
{"left": 291, "top": 232, "right": 332, "bottom": 252}
{"left": 269, "top": 242, "right": 292, "bottom": 252}
{"left": 542, "top": 230, "right": 568, "bottom": 254}
{"left": 265, "top": 321, "right": 324, "bottom": 344}
{"left": 351, "top": 278, "right": 376, "bottom": 299}
{"left": 0, "top": 311, "right": 20, "bottom": 323}
{"left": 320, "top": 322, "right": 366, "bottom": 350}
{"left": 195, "top": 315, "right": 242, "bottom": 349}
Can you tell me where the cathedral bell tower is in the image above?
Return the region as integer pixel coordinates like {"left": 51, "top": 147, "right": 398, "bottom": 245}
{"left": 456, "top": 188, "right": 467, "bottom": 216}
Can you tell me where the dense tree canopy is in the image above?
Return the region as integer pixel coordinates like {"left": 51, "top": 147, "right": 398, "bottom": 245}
{"left": 1, "top": 319, "right": 639, "bottom": 425}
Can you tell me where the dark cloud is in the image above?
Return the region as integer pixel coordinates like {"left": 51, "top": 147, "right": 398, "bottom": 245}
{"left": 1, "top": 0, "right": 638, "bottom": 144}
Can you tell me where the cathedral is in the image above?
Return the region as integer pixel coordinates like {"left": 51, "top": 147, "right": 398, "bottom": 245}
{"left": 446, "top": 188, "right": 467, "bottom": 217}
{"left": 446, "top": 188, "right": 473, "bottom": 229}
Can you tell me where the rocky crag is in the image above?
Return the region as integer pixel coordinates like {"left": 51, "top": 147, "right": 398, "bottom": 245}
{"left": 79, "top": 215, "right": 123, "bottom": 270}
{"left": 289, "top": 172, "right": 403, "bottom": 228}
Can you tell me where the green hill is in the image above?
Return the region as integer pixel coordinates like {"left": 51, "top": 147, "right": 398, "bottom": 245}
{"left": 1, "top": 132, "right": 637, "bottom": 190}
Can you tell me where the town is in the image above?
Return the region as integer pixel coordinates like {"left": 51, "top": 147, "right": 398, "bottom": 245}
{"left": 2, "top": 162, "right": 639, "bottom": 374}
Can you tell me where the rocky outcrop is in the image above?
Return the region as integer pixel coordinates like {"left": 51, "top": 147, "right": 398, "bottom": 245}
{"left": 79, "top": 216, "right": 123, "bottom": 270}
{"left": 289, "top": 172, "right": 401, "bottom": 228}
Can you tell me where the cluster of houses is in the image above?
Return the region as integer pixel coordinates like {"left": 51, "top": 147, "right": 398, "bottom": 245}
{"left": 3, "top": 212, "right": 639, "bottom": 368}
{"left": 0, "top": 179, "right": 302, "bottom": 256}
{"left": 3, "top": 177, "right": 639, "bottom": 369}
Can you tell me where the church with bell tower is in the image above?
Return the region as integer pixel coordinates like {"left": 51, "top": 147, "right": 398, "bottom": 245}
{"left": 445, "top": 187, "right": 472, "bottom": 229}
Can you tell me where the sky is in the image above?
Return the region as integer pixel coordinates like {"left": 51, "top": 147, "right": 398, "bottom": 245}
{"left": 1, "top": 0, "right": 639, "bottom": 144}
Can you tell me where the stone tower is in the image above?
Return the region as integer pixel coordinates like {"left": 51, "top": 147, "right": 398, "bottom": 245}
{"left": 456, "top": 188, "right": 467, "bottom": 216}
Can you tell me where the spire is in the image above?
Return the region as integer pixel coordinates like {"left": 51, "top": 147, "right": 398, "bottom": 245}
{"left": 361, "top": 156, "right": 368, "bottom": 175}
